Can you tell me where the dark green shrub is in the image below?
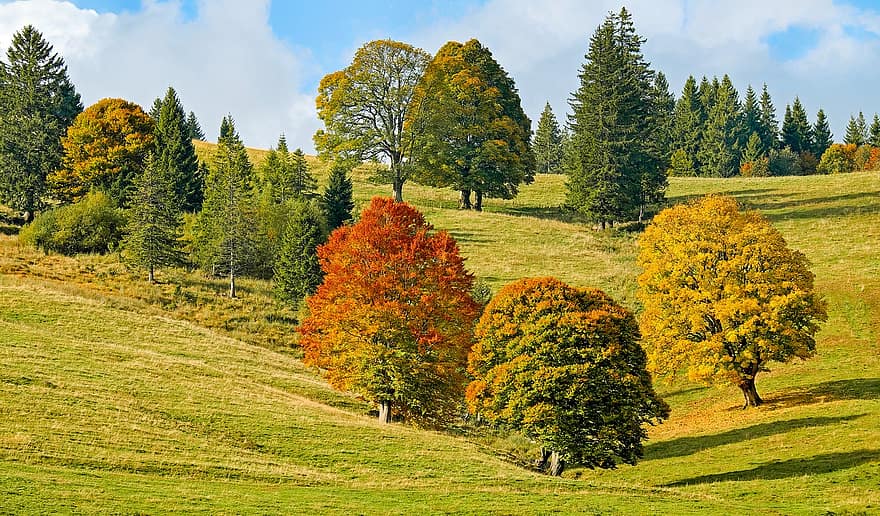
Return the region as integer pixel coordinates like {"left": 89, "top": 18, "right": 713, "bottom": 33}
{"left": 20, "top": 191, "right": 126, "bottom": 255}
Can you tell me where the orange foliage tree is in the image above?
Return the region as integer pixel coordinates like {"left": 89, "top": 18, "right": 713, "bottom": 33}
{"left": 466, "top": 277, "right": 669, "bottom": 475}
{"left": 638, "top": 196, "right": 827, "bottom": 408}
{"left": 298, "top": 197, "right": 480, "bottom": 425}
{"left": 49, "top": 98, "right": 154, "bottom": 204}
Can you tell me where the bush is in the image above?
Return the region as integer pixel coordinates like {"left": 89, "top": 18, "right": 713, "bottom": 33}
{"left": 853, "top": 144, "right": 873, "bottom": 171}
{"left": 768, "top": 148, "right": 802, "bottom": 176}
{"left": 798, "top": 151, "right": 819, "bottom": 175}
{"left": 20, "top": 191, "right": 126, "bottom": 255}
{"left": 817, "top": 144, "right": 857, "bottom": 174}
{"left": 740, "top": 157, "right": 770, "bottom": 177}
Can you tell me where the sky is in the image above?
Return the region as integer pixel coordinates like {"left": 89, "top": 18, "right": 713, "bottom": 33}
{"left": 1, "top": 0, "right": 880, "bottom": 153}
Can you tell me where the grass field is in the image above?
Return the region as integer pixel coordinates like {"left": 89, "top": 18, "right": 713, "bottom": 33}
{"left": 1, "top": 150, "right": 878, "bottom": 513}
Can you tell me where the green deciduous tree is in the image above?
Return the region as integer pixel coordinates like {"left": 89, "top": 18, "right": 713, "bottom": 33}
{"left": 412, "top": 39, "right": 534, "bottom": 210}
{"left": 273, "top": 199, "right": 325, "bottom": 305}
{"left": 124, "top": 153, "right": 184, "bottom": 283}
{"left": 534, "top": 102, "right": 564, "bottom": 174}
{"left": 152, "top": 87, "right": 203, "bottom": 212}
{"left": 567, "top": 8, "right": 661, "bottom": 228}
{"left": 315, "top": 39, "right": 430, "bottom": 202}
{"left": 49, "top": 98, "right": 154, "bottom": 205}
{"left": 466, "top": 277, "right": 669, "bottom": 476}
{"left": 0, "top": 25, "right": 82, "bottom": 219}
{"left": 638, "top": 195, "right": 827, "bottom": 408}
{"left": 195, "top": 116, "right": 256, "bottom": 298}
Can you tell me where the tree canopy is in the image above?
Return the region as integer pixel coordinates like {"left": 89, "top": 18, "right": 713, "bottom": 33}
{"left": 637, "top": 195, "right": 827, "bottom": 407}
{"left": 299, "top": 197, "right": 480, "bottom": 426}
{"left": 152, "top": 87, "right": 203, "bottom": 212}
{"left": 315, "top": 39, "right": 430, "bottom": 202}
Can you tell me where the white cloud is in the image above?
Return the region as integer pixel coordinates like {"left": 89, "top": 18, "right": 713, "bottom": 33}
{"left": 405, "top": 0, "right": 880, "bottom": 141}
{"left": 0, "top": 0, "right": 320, "bottom": 151}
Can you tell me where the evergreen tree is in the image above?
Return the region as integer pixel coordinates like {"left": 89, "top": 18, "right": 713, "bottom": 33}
{"left": 781, "top": 98, "right": 813, "bottom": 153}
{"left": 124, "top": 153, "right": 184, "bottom": 283}
{"left": 321, "top": 161, "right": 354, "bottom": 231}
{"left": 153, "top": 87, "right": 203, "bottom": 212}
{"left": 697, "top": 75, "right": 741, "bottom": 177}
{"left": 758, "top": 83, "right": 779, "bottom": 152}
{"left": 870, "top": 114, "right": 880, "bottom": 147}
{"left": 697, "top": 76, "right": 717, "bottom": 122}
{"left": 534, "top": 102, "right": 564, "bottom": 174}
{"left": 273, "top": 200, "right": 325, "bottom": 305}
{"left": 672, "top": 75, "right": 703, "bottom": 174}
{"left": 741, "top": 132, "right": 763, "bottom": 165}
{"left": 196, "top": 116, "right": 255, "bottom": 298}
{"left": 741, "top": 85, "right": 763, "bottom": 153}
{"left": 260, "top": 135, "right": 317, "bottom": 203}
{"left": 812, "top": 109, "right": 833, "bottom": 157}
{"left": 567, "top": 8, "right": 661, "bottom": 228}
{"left": 642, "top": 70, "right": 672, "bottom": 216}
{"left": 844, "top": 112, "right": 868, "bottom": 146}
{"left": 0, "top": 25, "right": 82, "bottom": 219}
{"left": 185, "top": 111, "right": 205, "bottom": 140}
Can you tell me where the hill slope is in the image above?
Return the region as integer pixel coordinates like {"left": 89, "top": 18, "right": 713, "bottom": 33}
{"left": 1, "top": 164, "right": 879, "bottom": 513}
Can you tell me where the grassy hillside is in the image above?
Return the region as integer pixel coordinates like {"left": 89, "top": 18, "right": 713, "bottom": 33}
{"left": 1, "top": 156, "right": 878, "bottom": 512}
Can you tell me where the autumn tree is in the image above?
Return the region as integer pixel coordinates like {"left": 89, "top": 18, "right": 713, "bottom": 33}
{"left": 299, "top": 197, "right": 480, "bottom": 425}
{"left": 466, "top": 277, "right": 669, "bottom": 476}
{"left": 0, "top": 25, "right": 82, "bottom": 219}
{"left": 195, "top": 116, "right": 255, "bottom": 298}
{"left": 315, "top": 39, "right": 430, "bottom": 202}
{"left": 412, "top": 39, "right": 534, "bottom": 210}
{"left": 534, "top": 102, "right": 564, "bottom": 174}
{"left": 123, "top": 153, "right": 184, "bottom": 283}
{"left": 273, "top": 199, "right": 325, "bottom": 305}
{"left": 152, "top": 87, "right": 203, "bottom": 212}
{"left": 49, "top": 98, "right": 154, "bottom": 204}
{"left": 637, "top": 196, "right": 827, "bottom": 408}
{"left": 321, "top": 161, "right": 355, "bottom": 231}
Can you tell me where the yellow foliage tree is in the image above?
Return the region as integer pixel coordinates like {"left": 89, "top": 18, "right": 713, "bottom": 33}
{"left": 49, "top": 98, "right": 154, "bottom": 204}
{"left": 637, "top": 195, "right": 827, "bottom": 408}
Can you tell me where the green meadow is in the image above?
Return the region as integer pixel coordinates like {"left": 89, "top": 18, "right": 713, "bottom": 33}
{"left": 1, "top": 151, "right": 878, "bottom": 513}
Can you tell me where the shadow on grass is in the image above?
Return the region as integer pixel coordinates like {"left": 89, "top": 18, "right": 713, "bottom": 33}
{"left": 665, "top": 449, "right": 880, "bottom": 486}
{"left": 645, "top": 414, "right": 866, "bottom": 461}
{"left": 766, "top": 378, "right": 880, "bottom": 407}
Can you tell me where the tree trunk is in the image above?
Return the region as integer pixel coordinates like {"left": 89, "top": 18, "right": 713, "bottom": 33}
{"left": 229, "top": 270, "right": 236, "bottom": 298}
{"left": 639, "top": 205, "right": 644, "bottom": 224}
{"left": 148, "top": 265, "right": 155, "bottom": 284}
{"left": 378, "top": 400, "right": 392, "bottom": 424}
{"left": 600, "top": 220, "right": 606, "bottom": 230}
{"left": 548, "top": 451, "right": 565, "bottom": 476}
{"left": 459, "top": 189, "right": 472, "bottom": 210}
{"left": 392, "top": 178, "right": 404, "bottom": 202}
{"left": 738, "top": 376, "right": 763, "bottom": 408}
{"left": 474, "top": 191, "right": 483, "bottom": 212}
{"left": 535, "top": 448, "right": 552, "bottom": 472}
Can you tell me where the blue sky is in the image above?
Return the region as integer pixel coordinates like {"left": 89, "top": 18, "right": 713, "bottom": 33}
{"left": 2, "top": 0, "right": 880, "bottom": 151}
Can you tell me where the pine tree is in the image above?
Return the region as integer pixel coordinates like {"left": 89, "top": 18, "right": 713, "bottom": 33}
{"left": 697, "top": 75, "right": 741, "bottom": 177}
{"left": 672, "top": 76, "right": 703, "bottom": 174}
{"left": 260, "top": 135, "right": 317, "bottom": 203}
{"left": 534, "top": 102, "right": 564, "bottom": 174}
{"left": 642, "top": 71, "right": 672, "bottom": 216}
{"left": 844, "top": 113, "right": 868, "bottom": 146}
{"left": 781, "top": 98, "right": 813, "bottom": 153}
{"left": 153, "top": 87, "right": 203, "bottom": 212}
{"left": 273, "top": 200, "right": 325, "bottom": 305}
{"left": 758, "top": 83, "right": 779, "bottom": 152}
{"left": 870, "top": 114, "right": 880, "bottom": 147}
{"left": 185, "top": 111, "right": 205, "bottom": 140}
{"left": 741, "top": 132, "right": 763, "bottom": 165}
{"left": 321, "top": 161, "right": 355, "bottom": 231}
{"left": 567, "top": 8, "right": 659, "bottom": 228}
{"left": 0, "top": 25, "right": 82, "bottom": 219}
{"left": 196, "top": 116, "right": 255, "bottom": 298}
{"left": 124, "top": 153, "right": 184, "bottom": 283}
{"left": 813, "top": 109, "right": 833, "bottom": 157}
{"left": 741, "top": 85, "right": 763, "bottom": 154}
{"left": 697, "top": 76, "right": 717, "bottom": 122}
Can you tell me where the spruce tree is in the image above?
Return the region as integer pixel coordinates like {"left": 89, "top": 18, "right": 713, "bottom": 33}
{"left": 124, "top": 153, "right": 184, "bottom": 283}
{"left": 321, "top": 161, "right": 354, "bottom": 231}
{"left": 642, "top": 71, "right": 672, "bottom": 216}
{"left": 567, "top": 8, "right": 659, "bottom": 228}
{"left": 0, "top": 25, "right": 82, "bottom": 219}
{"left": 697, "top": 75, "right": 741, "bottom": 177}
{"left": 741, "top": 132, "right": 763, "bottom": 165}
{"left": 196, "top": 116, "right": 255, "bottom": 298}
{"left": 781, "top": 98, "right": 812, "bottom": 153}
{"left": 185, "top": 111, "right": 205, "bottom": 140}
{"left": 153, "top": 87, "right": 203, "bottom": 212}
{"left": 813, "top": 109, "right": 833, "bottom": 157}
{"left": 273, "top": 200, "right": 325, "bottom": 305}
{"left": 758, "top": 84, "right": 780, "bottom": 152}
{"left": 870, "top": 114, "right": 880, "bottom": 147}
{"left": 534, "top": 102, "right": 564, "bottom": 174}
{"left": 742, "top": 86, "right": 763, "bottom": 153}
{"left": 260, "top": 135, "right": 317, "bottom": 203}
{"left": 672, "top": 76, "right": 703, "bottom": 174}
{"left": 844, "top": 113, "right": 867, "bottom": 146}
